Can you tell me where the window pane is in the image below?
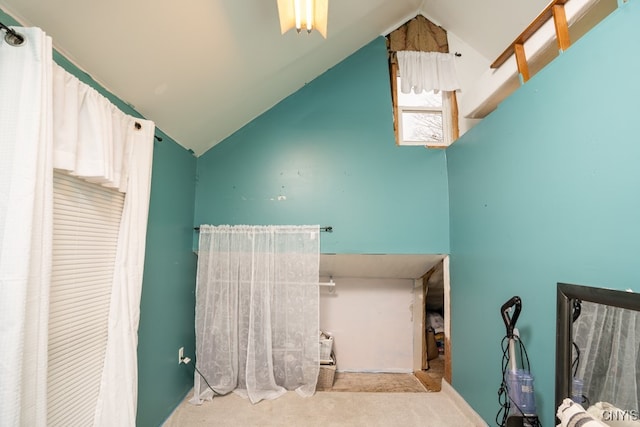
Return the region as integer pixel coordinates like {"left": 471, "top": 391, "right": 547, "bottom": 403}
{"left": 401, "top": 111, "right": 443, "bottom": 143}
{"left": 396, "top": 77, "right": 442, "bottom": 108}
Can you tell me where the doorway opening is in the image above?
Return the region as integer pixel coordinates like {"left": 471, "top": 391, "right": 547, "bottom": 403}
{"left": 414, "top": 256, "right": 451, "bottom": 391}
{"left": 318, "top": 253, "right": 448, "bottom": 392}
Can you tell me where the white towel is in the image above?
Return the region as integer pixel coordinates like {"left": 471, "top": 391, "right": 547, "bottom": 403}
{"left": 557, "top": 398, "right": 609, "bottom": 427}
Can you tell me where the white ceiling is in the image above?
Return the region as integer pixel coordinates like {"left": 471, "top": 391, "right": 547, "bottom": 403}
{"left": 0, "top": 0, "right": 551, "bottom": 156}
{"left": 319, "top": 254, "right": 444, "bottom": 280}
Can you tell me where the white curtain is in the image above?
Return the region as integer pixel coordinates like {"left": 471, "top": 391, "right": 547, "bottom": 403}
{"left": 573, "top": 301, "right": 640, "bottom": 411}
{"left": 0, "top": 26, "right": 154, "bottom": 426}
{"left": 192, "top": 225, "right": 320, "bottom": 404}
{"left": 397, "top": 51, "right": 460, "bottom": 94}
{"left": 0, "top": 27, "right": 53, "bottom": 427}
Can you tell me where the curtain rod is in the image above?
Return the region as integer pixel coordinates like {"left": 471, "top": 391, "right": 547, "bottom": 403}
{"left": 0, "top": 21, "right": 25, "bottom": 46}
{"left": 193, "top": 226, "right": 333, "bottom": 233}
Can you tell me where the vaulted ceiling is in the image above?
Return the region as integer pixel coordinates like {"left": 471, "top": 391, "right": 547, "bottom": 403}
{"left": 0, "top": 0, "right": 552, "bottom": 155}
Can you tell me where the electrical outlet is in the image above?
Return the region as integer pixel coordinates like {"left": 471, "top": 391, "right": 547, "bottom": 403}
{"left": 178, "top": 347, "right": 184, "bottom": 364}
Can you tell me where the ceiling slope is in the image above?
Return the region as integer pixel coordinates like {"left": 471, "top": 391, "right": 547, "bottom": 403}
{"left": 1, "top": 0, "right": 551, "bottom": 155}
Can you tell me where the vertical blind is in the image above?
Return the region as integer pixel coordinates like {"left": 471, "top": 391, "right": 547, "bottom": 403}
{"left": 48, "top": 170, "right": 124, "bottom": 426}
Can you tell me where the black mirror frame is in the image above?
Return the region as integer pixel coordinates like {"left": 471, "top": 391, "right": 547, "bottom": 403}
{"left": 556, "top": 282, "right": 640, "bottom": 415}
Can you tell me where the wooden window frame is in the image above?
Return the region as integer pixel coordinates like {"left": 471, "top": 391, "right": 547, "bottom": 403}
{"left": 391, "top": 62, "right": 459, "bottom": 148}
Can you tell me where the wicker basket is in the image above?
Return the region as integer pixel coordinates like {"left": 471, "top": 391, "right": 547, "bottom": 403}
{"left": 316, "top": 364, "right": 336, "bottom": 391}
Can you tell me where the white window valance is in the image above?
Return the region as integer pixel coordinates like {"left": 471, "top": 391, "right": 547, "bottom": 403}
{"left": 397, "top": 51, "right": 460, "bottom": 94}
{"left": 52, "top": 63, "right": 144, "bottom": 193}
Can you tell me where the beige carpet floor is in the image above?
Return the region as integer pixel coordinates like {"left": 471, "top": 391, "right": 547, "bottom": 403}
{"left": 163, "top": 389, "right": 484, "bottom": 427}
{"left": 162, "top": 367, "right": 486, "bottom": 427}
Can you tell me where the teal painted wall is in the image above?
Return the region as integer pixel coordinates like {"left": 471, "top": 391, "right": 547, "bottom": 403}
{"left": 12, "top": 1, "right": 640, "bottom": 424}
{"left": 137, "top": 140, "right": 197, "bottom": 427}
{"left": 446, "top": 2, "right": 640, "bottom": 425}
{"left": 0, "top": 8, "right": 198, "bottom": 427}
{"left": 195, "top": 37, "right": 450, "bottom": 255}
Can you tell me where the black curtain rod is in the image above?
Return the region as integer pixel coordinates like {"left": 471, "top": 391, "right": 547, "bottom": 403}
{"left": 194, "top": 226, "right": 333, "bottom": 233}
{"left": 0, "top": 21, "right": 25, "bottom": 46}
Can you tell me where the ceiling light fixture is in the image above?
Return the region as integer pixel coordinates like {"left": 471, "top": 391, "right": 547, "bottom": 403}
{"left": 277, "top": 0, "right": 328, "bottom": 38}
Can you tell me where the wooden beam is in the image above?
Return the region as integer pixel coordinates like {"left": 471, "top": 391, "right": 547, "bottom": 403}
{"left": 514, "top": 43, "right": 530, "bottom": 82}
{"left": 451, "top": 91, "right": 459, "bottom": 141}
{"left": 491, "top": 0, "right": 570, "bottom": 69}
{"left": 552, "top": 4, "right": 571, "bottom": 51}
{"left": 444, "top": 336, "right": 452, "bottom": 384}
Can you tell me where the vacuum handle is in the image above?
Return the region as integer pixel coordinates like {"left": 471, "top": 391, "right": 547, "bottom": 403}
{"left": 501, "top": 296, "right": 522, "bottom": 336}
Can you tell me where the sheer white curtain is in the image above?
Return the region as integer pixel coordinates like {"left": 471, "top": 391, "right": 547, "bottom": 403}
{"left": 0, "top": 27, "right": 53, "bottom": 427}
{"left": 573, "top": 301, "right": 640, "bottom": 411}
{"left": 192, "top": 225, "right": 320, "bottom": 404}
{"left": 0, "top": 26, "right": 154, "bottom": 426}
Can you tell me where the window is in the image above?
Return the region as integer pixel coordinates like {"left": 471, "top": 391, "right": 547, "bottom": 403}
{"left": 48, "top": 170, "right": 124, "bottom": 425}
{"left": 394, "top": 76, "right": 457, "bottom": 148}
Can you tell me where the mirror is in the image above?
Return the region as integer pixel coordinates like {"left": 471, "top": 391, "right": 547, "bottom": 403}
{"left": 556, "top": 283, "right": 640, "bottom": 421}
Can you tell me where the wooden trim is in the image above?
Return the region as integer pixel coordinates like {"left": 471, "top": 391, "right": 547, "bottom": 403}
{"left": 426, "top": 91, "right": 458, "bottom": 149}
{"left": 451, "top": 91, "right": 459, "bottom": 141}
{"left": 420, "top": 264, "right": 438, "bottom": 370}
{"left": 514, "top": 43, "right": 530, "bottom": 82}
{"left": 420, "top": 263, "right": 439, "bottom": 283}
{"left": 422, "top": 278, "right": 428, "bottom": 370}
{"left": 443, "top": 256, "right": 452, "bottom": 384}
{"left": 444, "top": 337, "right": 452, "bottom": 383}
{"left": 390, "top": 62, "right": 401, "bottom": 145}
{"left": 491, "top": 0, "right": 570, "bottom": 69}
{"left": 552, "top": 4, "right": 571, "bottom": 51}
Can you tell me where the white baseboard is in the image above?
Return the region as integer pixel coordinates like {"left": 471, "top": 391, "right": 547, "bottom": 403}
{"left": 441, "top": 379, "right": 488, "bottom": 426}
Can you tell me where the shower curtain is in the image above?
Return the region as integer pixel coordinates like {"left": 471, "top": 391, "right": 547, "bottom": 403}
{"left": 0, "top": 26, "right": 53, "bottom": 427}
{"left": 192, "top": 225, "right": 320, "bottom": 404}
{"left": 0, "top": 26, "right": 154, "bottom": 426}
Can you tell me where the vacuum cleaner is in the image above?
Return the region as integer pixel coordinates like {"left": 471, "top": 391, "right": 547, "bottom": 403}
{"left": 496, "top": 296, "right": 541, "bottom": 427}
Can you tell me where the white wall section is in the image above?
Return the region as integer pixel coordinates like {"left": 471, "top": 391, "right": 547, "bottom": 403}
{"left": 319, "top": 277, "right": 415, "bottom": 372}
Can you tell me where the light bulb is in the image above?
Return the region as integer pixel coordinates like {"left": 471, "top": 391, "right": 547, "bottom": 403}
{"left": 306, "top": 0, "right": 313, "bottom": 33}
{"left": 294, "top": 0, "right": 302, "bottom": 32}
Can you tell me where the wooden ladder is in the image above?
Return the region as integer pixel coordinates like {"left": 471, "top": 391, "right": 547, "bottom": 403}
{"left": 491, "top": 0, "right": 571, "bottom": 83}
